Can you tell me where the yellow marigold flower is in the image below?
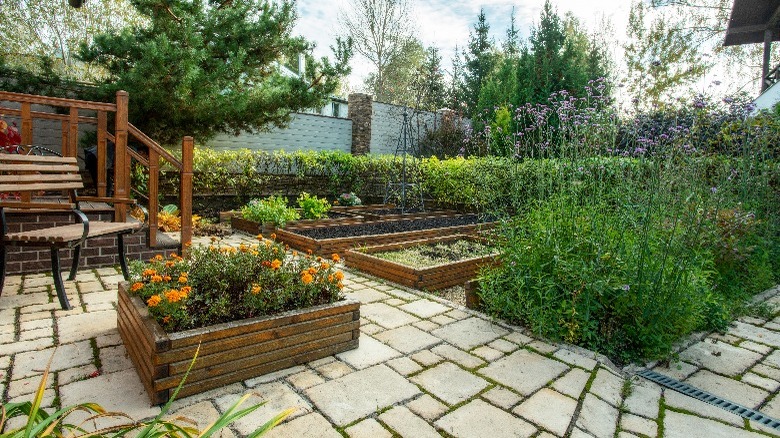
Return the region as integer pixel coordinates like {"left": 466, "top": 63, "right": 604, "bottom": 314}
{"left": 151, "top": 275, "right": 163, "bottom": 283}
{"left": 250, "top": 250, "right": 259, "bottom": 256}
{"left": 154, "top": 254, "right": 164, "bottom": 261}
{"left": 317, "top": 256, "right": 323, "bottom": 262}
{"left": 180, "top": 286, "right": 192, "bottom": 297}
{"left": 308, "top": 267, "right": 317, "bottom": 275}
{"left": 256, "top": 234, "right": 264, "bottom": 241}
{"left": 270, "top": 233, "right": 277, "bottom": 240}
{"left": 327, "top": 274, "right": 334, "bottom": 282}
{"left": 292, "top": 251, "right": 298, "bottom": 257}
{"left": 169, "top": 252, "right": 178, "bottom": 259}
{"left": 165, "top": 261, "right": 175, "bottom": 268}
{"left": 251, "top": 284, "right": 261, "bottom": 295}
{"left": 178, "top": 276, "right": 187, "bottom": 284}
{"left": 337, "top": 282, "right": 344, "bottom": 289}
{"left": 271, "top": 259, "right": 282, "bottom": 270}
{"left": 332, "top": 253, "right": 341, "bottom": 263}
{"left": 335, "top": 271, "right": 344, "bottom": 281}
{"left": 162, "top": 315, "right": 171, "bottom": 324}
{"left": 130, "top": 282, "right": 144, "bottom": 292}
{"left": 147, "top": 295, "right": 162, "bottom": 307}
{"left": 321, "top": 262, "right": 330, "bottom": 270}
{"left": 209, "top": 245, "right": 217, "bottom": 251}
{"left": 180, "top": 272, "right": 188, "bottom": 277}
{"left": 239, "top": 243, "right": 248, "bottom": 252}
{"left": 165, "top": 289, "right": 183, "bottom": 303}
{"left": 142, "top": 269, "right": 157, "bottom": 277}
{"left": 163, "top": 275, "right": 172, "bottom": 282}
{"left": 301, "top": 273, "right": 314, "bottom": 285}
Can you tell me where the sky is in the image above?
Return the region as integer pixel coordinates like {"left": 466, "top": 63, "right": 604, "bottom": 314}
{"left": 293, "top": 0, "right": 633, "bottom": 93}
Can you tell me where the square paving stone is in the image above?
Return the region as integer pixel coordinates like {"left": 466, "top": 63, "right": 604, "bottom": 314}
{"left": 589, "top": 368, "right": 625, "bottom": 407}
{"left": 406, "top": 394, "right": 448, "bottom": 420}
{"left": 345, "top": 289, "right": 390, "bottom": 303}
{"left": 386, "top": 357, "right": 424, "bottom": 376}
{"left": 57, "top": 310, "right": 117, "bottom": 344}
{"left": 553, "top": 349, "right": 597, "bottom": 370}
{"left": 411, "top": 362, "right": 489, "bottom": 405}
{"left": 167, "top": 401, "right": 235, "bottom": 438}
{"left": 431, "top": 314, "right": 456, "bottom": 325}
{"left": 431, "top": 344, "right": 486, "bottom": 369}
{"left": 479, "top": 349, "right": 569, "bottom": 396}
{"left": 431, "top": 317, "right": 508, "bottom": 350}
{"left": 680, "top": 341, "right": 763, "bottom": 376}
{"left": 361, "top": 302, "right": 420, "bottom": 329}
{"left": 216, "top": 381, "right": 312, "bottom": 435}
{"left": 374, "top": 325, "right": 441, "bottom": 353}
{"left": 622, "top": 379, "right": 661, "bottom": 419}
{"left": 471, "top": 346, "right": 504, "bottom": 361}
{"left": 730, "top": 322, "right": 780, "bottom": 348}
{"left": 435, "top": 399, "right": 537, "bottom": 438}
{"left": 13, "top": 341, "right": 93, "bottom": 379}
{"left": 336, "top": 335, "right": 401, "bottom": 369}
{"left": 481, "top": 386, "right": 522, "bottom": 410}
{"left": 287, "top": 369, "right": 326, "bottom": 389}
{"left": 316, "top": 360, "right": 354, "bottom": 380}
{"left": 410, "top": 350, "right": 443, "bottom": 366}
{"left": 305, "top": 364, "right": 420, "bottom": 426}
{"left": 685, "top": 370, "right": 769, "bottom": 408}
{"left": 399, "top": 299, "right": 451, "bottom": 318}
{"left": 763, "top": 350, "right": 780, "bottom": 368}
{"left": 379, "top": 406, "right": 440, "bottom": 438}
{"left": 663, "top": 390, "right": 744, "bottom": 427}
{"left": 345, "top": 418, "right": 393, "bottom": 438}
{"left": 414, "top": 320, "right": 440, "bottom": 331}
{"left": 513, "top": 388, "right": 577, "bottom": 436}
{"left": 664, "top": 410, "right": 764, "bottom": 438}
{"left": 621, "top": 413, "right": 658, "bottom": 437}
{"left": 575, "top": 393, "right": 618, "bottom": 438}
{"left": 265, "top": 412, "right": 342, "bottom": 438}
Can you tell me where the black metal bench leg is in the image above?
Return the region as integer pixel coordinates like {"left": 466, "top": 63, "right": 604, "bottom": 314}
{"left": 68, "top": 245, "right": 81, "bottom": 281}
{"left": 118, "top": 233, "right": 130, "bottom": 280}
{"left": 50, "top": 247, "right": 72, "bottom": 310}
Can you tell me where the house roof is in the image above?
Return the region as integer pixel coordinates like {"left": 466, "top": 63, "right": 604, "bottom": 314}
{"left": 724, "top": 0, "right": 780, "bottom": 46}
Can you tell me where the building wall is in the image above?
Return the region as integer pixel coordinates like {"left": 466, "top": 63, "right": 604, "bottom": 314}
{"left": 207, "top": 112, "right": 352, "bottom": 152}
{"left": 369, "top": 101, "right": 441, "bottom": 155}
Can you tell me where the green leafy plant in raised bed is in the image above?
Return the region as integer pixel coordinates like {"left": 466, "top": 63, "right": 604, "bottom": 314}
{"left": 128, "top": 238, "right": 345, "bottom": 332}
{"left": 297, "top": 192, "right": 331, "bottom": 219}
{"left": 373, "top": 240, "right": 496, "bottom": 268}
{"left": 241, "top": 196, "right": 300, "bottom": 227}
{"left": 336, "top": 192, "right": 362, "bottom": 206}
{"left": 0, "top": 350, "right": 292, "bottom": 437}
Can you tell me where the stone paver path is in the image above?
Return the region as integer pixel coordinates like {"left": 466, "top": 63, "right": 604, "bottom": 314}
{"left": 2, "top": 234, "right": 780, "bottom": 437}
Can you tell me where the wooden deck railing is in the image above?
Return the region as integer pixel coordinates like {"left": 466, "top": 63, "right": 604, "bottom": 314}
{"left": 0, "top": 90, "right": 193, "bottom": 247}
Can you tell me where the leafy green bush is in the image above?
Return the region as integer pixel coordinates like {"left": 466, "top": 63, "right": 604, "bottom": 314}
{"left": 297, "top": 192, "right": 331, "bottom": 219}
{"left": 240, "top": 196, "right": 299, "bottom": 227}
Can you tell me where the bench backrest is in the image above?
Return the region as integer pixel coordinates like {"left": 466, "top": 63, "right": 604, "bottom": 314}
{"left": 0, "top": 154, "right": 83, "bottom": 210}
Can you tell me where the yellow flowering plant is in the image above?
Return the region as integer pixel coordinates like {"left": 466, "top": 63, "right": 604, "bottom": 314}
{"left": 128, "top": 236, "right": 344, "bottom": 332}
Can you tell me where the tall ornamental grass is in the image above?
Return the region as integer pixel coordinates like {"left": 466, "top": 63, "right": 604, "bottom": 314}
{"left": 476, "top": 83, "right": 779, "bottom": 362}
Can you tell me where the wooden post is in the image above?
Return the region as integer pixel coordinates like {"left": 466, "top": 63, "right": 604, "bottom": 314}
{"left": 180, "top": 136, "right": 194, "bottom": 250}
{"left": 114, "top": 91, "right": 129, "bottom": 221}
{"left": 68, "top": 107, "right": 79, "bottom": 158}
{"left": 148, "top": 149, "right": 159, "bottom": 247}
{"left": 20, "top": 103, "right": 32, "bottom": 146}
{"left": 763, "top": 29, "right": 773, "bottom": 92}
{"left": 97, "top": 111, "right": 107, "bottom": 197}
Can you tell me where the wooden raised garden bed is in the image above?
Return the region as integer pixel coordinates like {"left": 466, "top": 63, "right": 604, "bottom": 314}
{"left": 117, "top": 282, "right": 360, "bottom": 405}
{"left": 345, "top": 235, "right": 499, "bottom": 291}
{"left": 276, "top": 213, "right": 495, "bottom": 255}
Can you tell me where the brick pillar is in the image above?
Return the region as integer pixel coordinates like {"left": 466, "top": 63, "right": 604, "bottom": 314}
{"left": 348, "top": 93, "right": 373, "bottom": 155}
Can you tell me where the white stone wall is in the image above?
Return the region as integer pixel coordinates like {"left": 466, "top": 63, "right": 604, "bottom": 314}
{"left": 369, "top": 102, "right": 442, "bottom": 155}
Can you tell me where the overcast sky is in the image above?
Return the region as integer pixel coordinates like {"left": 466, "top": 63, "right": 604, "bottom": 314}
{"left": 293, "top": 0, "right": 633, "bottom": 92}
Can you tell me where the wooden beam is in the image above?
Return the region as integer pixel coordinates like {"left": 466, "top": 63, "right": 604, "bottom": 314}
{"left": 114, "top": 91, "right": 129, "bottom": 222}
{"left": 180, "top": 136, "right": 194, "bottom": 250}
{"left": 764, "top": 29, "right": 773, "bottom": 92}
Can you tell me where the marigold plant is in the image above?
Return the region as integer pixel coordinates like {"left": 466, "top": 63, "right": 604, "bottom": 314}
{"left": 129, "top": 237, "right": 344, "bottom": 332}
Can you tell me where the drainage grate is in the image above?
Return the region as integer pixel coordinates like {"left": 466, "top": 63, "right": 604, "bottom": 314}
{"left": 637, "top": 369, "right": 780, "bottom": 431}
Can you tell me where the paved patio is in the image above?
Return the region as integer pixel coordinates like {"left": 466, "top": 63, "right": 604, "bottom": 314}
{"left": 2, "top": 235, "right": 780, "bottom": 437}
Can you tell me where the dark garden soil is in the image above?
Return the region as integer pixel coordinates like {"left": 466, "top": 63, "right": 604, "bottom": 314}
{"left": 296, "top": 214, "right": 486, "bottom": 240}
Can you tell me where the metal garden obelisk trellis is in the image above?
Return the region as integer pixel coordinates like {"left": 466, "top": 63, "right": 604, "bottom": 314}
{"left": 384, "top": 110, "right": 424, "bottom": 212}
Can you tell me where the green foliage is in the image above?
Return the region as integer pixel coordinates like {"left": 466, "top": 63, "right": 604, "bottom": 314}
{"left": 241, "top": 196, "right": 300, "bottom": 227}
{"left": 365, "top": 39, "right": 426, "bottom": 105}
{"left": 337, "top": 192, "right": 362, "bottom": 206}
{"left": 461, "top": 9, "right": 497, "bottom": 116}
{"left": 297, "top": 192, "right": 331, "bottom": 219}
{"left": 0, "top": 349, "right": 291, "bottom": 437}
{"left": 128, "top": 244, "right": 345, "bottom": 332}
{"left": 79, "top": 0, "right": 352, "bottom": 145}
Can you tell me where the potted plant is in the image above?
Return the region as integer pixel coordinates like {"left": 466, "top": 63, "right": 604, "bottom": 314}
{"left": 233, "top": 195, "right": 300, "bottom": 234}
{"left": 118, "top": 236, "right": 358, "bottom": 404}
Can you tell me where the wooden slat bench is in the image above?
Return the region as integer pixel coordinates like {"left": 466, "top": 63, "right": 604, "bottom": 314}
{"left": 0, "top": 154, "right": 143, "bottom": 310}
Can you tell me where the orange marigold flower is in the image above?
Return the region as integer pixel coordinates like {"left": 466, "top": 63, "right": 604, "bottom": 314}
{"left": 335, "top": 271, "right": 344, "bottom": 281}
{"left": 162, "top": 315, "right": 171, "bottom": 323}
{"left": 317, "top": 256, "right": 323, "bottom": 262}
{"left": 169, "top": 252, "right": 178, "bottom": 259}
{"left": 151, "top": 275, "right": 163, "bottom": 283}
{"left": 130, "top": 282, "right": 144, "bottom": 292}
{"left": 180, "top": 286, "right": 192, "bottom": 297}
{"left": 165, "top": 261, "right": 175, "bottom": 268}
{"left": 239, "top": 243, "right": 249, "bottom": 252}
{"left": 327, "top": 274, "right": 334, "bottom": 282}
{"left": 271, "top": 259, "right": 282, "bottom": 270}
{"left": 308, "top": 267, "right": 317, "bottom": 275}
{"left": 256, "top": 234, "right": 264, "bottom": 241}
{"left": 147, "top": 295, "right": 162, "bottom": 307}
{"left": 251, "top": 284, "right": 261, "bottom": 295}
{"left": 306, "top": 249, "right": 313, "bottom": 255}
{"left": 321, "top": 262, "right": 330, "bottom": 270}
{"left": 337, "top": 282, "right": 344, "bottom": 289}
{"left": 142, "top": 269, "right": 157, "bottom": 277}
{"left": 270, "top": 233, "right": 277, "bottom": 240}
{"left": 154, "top": 254, "right": 164, "bottom": 261}
{"left": 178, "top": 276, "right": 188, "bottom": 284}
{"left": 331, "top": 253, "right": 341, "bottom": 263}
{"left": 292, "top": 251, "right": 298, "bottom": 257}
{"left": 301, "top": 273, "right": 314, "bottom": 285}
{"left": 163, "top": 275, "right": 172, "bottom": 282}
{"left": 165, "top": 289, "right": 183, "bottom": 303}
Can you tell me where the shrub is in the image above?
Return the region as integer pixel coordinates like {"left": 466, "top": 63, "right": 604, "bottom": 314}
{"left": 128, "top": 239, "right": 345, "bottom": 332}
{"left": 297, "top": 192, "right": 331, "bottom": 219}
{"left": 241, "top": 196, "right": 300, "bottom": 227}
{"left": 336, "top": 192, "right": 362, "bottom": 206}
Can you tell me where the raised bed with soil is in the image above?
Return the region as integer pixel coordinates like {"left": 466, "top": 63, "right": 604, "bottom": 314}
{"left": 345, "top": 235, "right": 499, "bottom": 290}
{"left": 118, "top": 282, "right": 360, "bottom": 404}
{"left": 276, "top": 213, "right": 494, "bottom": 256}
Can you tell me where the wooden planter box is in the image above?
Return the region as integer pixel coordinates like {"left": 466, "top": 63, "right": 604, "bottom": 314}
{"left": 117, "top": 283, "right": 360, "bottom": 405}
{"left": 230, "top": 216, "right": 275, "bottom": 236}
{"left": 344, "top": 235, "right": 499, "bottom": 291}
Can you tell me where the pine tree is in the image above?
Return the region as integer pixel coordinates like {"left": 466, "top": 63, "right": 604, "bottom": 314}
{"left": 414, "top": 47, "right": 448, "bottom": 111}
{"left": 462, "top": 9, "right": 497, "bottom": 117}
{"left": 79, "top": 0, "right": 352, "bottom": 145}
